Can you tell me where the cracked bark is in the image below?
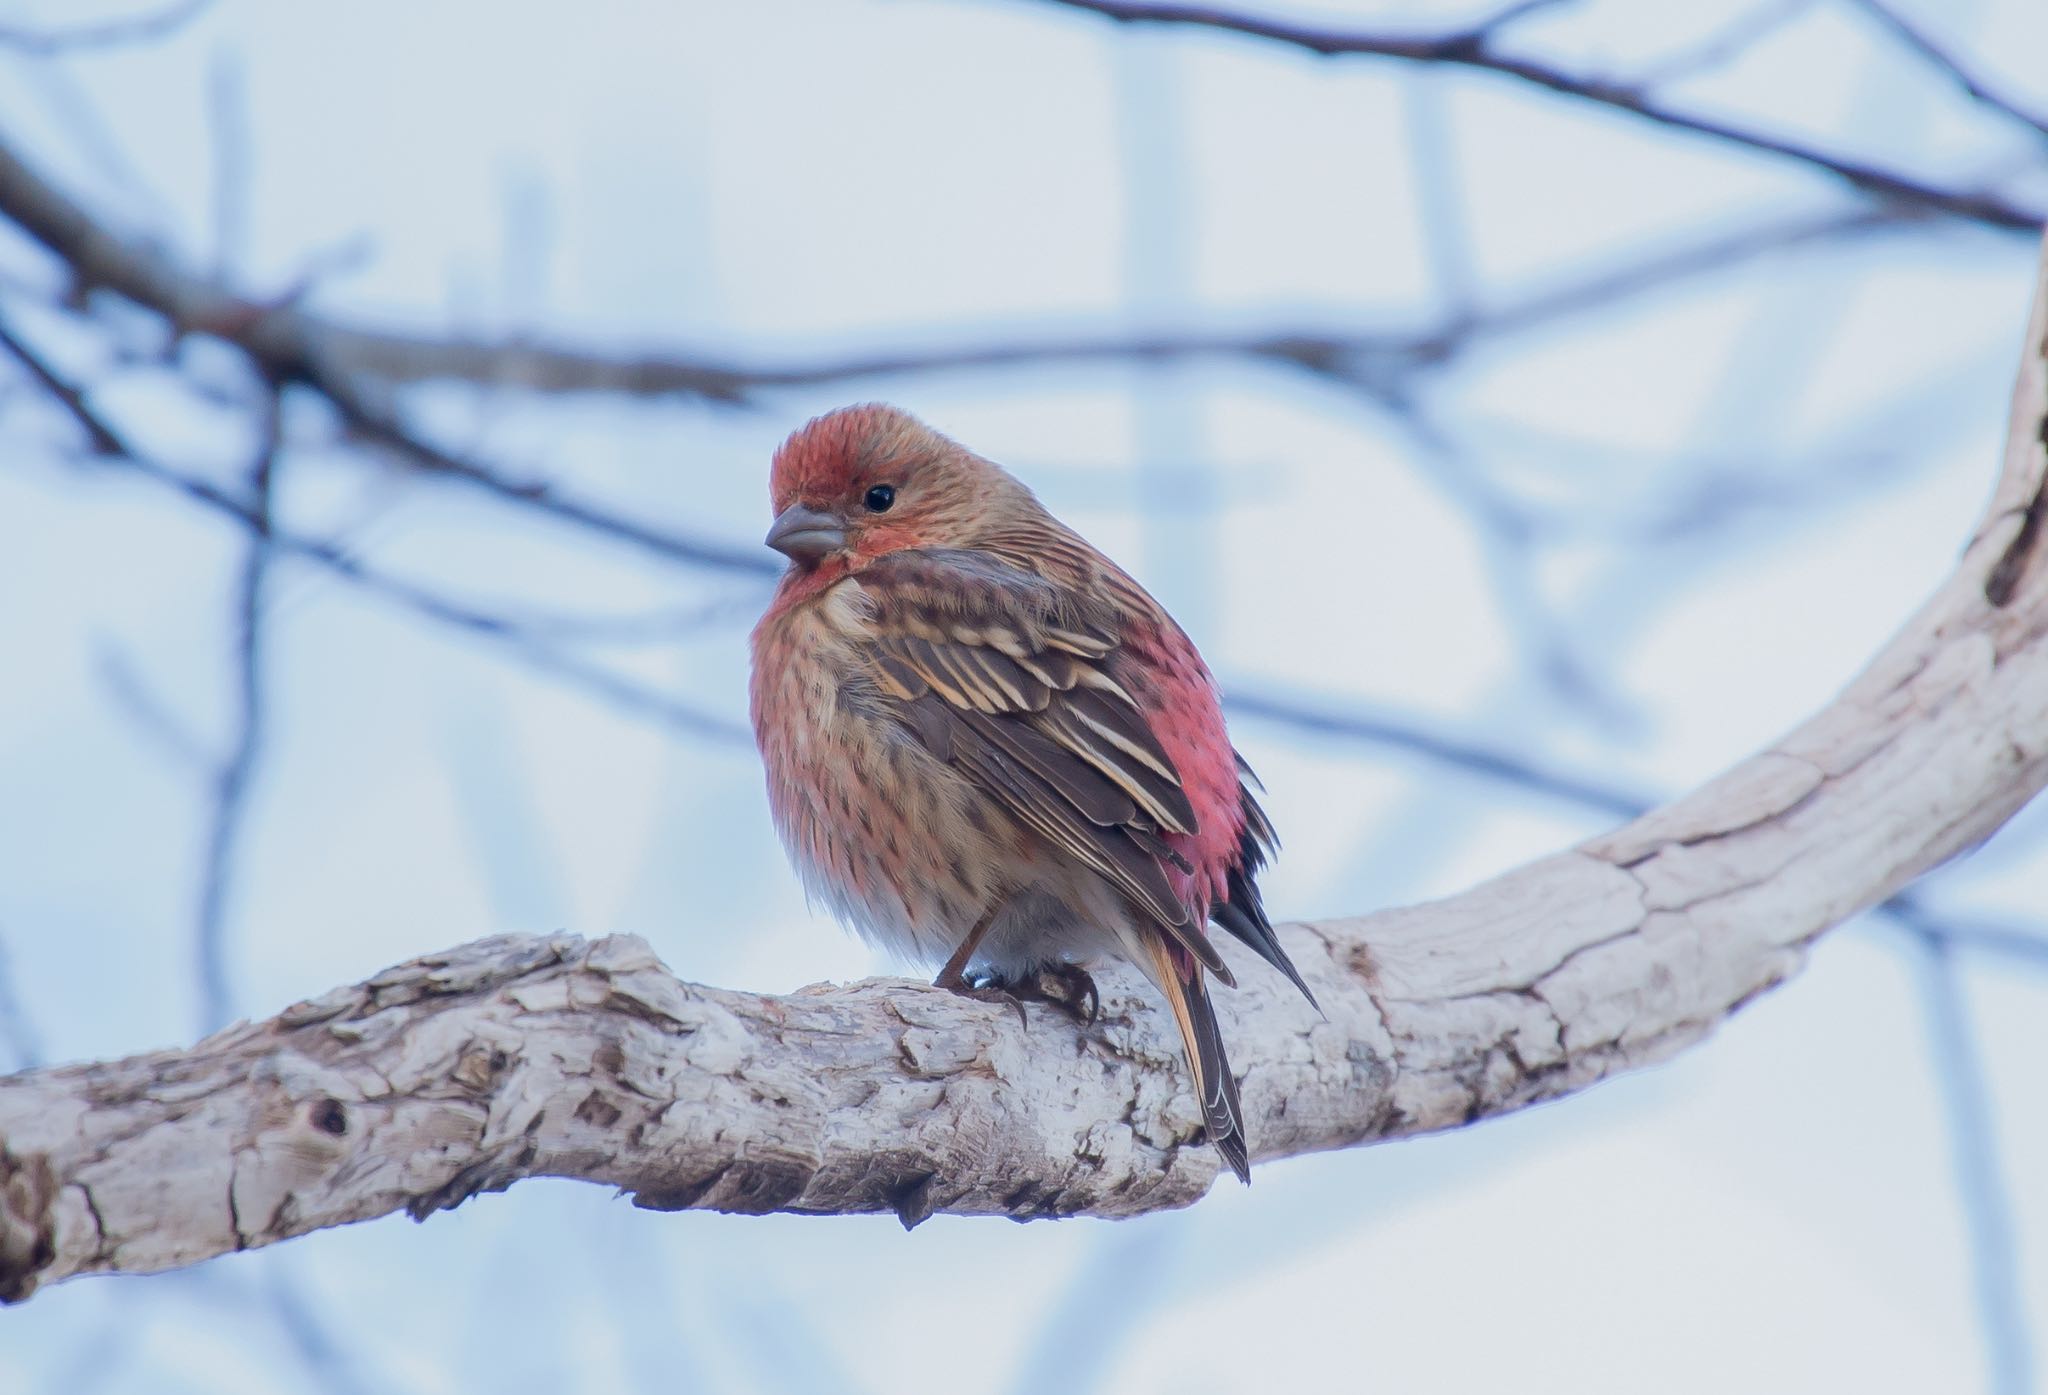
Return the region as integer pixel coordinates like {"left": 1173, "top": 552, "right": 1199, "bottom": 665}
{"left": 0, "top": 236, "right": 2044, "bottom": 1304}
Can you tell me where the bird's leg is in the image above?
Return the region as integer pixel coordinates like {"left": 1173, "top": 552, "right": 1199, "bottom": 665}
{"left": 933, "top": 906, "right": 999, "bottom": 992}
{"left": 932, "top": 907, "right": 1028, "bottom": 1027}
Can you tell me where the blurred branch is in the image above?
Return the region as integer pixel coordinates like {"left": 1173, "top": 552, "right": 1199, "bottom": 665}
{"left": 0, "top": 310, "right": 749, "bottom": 744}
{"left": 16, "top": 284, "right": 2038, "bottom": 968}
{"left": 319, "top": 208, "right": 1905, "bottom": 399}
{"left": 0, "top": 110, "right": 1934, "bottom": 413}
{"left": 0, "top": 111, "right": 1932, "bottom": 678}
{"left": 1383, "top": 400, "right": 1640, "bottom": 722}
{"left": 1227, "top": 687, "right": 1651, "bottom": 817}
{"left": 1235, "top": 684, "right": 2048, "bottom": 967}
{"left": 0, "top": 0, "right": 212, "bottom": 57}
{"left": 9, "top": 289, "right": 2040, "bottom": 971}
{"left": 1901, "top": 921, "right": 2036, "bottom": 1395}
{"left": 192, "top": 387, "right": 279, "bottom": 1035}
{"left": 259, "top": 1257, "right": 388, "bottom": 1395}
{"left": 2, "top": 231, "right": 2045, "bottom": 1296}
{"left": 494, "top": 596, "right": 758, "bottom": 645}
{"left": 0, "top": 134, "right": 777, "bottom": 579}
{"left": 0, "top": 309, "right": 124, "bottom": 453}
{"left": 1635, "top": 0, "right": 1813, "bottom": 87}
{"left": 0, "top": 925, "right": 44, "bottom": 1071}
{"left": 94, "top": 642, "right": 214, "bottom": 768}
{"left": 1847, "top": 0, "right": 2048, "bottom": 142}
{"left": 1032, "top": 0, "right": 2045, "bottom": 232}
{"left": 139, "top": 464, "right": 752, "bottom": 743}
{"left": 1897, "top": 909, "right": 2048, "bottom": 966}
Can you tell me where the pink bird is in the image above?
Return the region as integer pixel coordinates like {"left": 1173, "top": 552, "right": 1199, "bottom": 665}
{"left": 748, "top": 404, "right": 1313, "bottom": 1180}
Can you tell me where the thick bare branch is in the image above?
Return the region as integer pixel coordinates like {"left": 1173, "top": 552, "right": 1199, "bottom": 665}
{"left": 0, "top": 233, "right": 2042, "bottom": 1305}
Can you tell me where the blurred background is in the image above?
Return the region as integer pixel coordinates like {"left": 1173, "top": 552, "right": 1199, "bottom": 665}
{"left": 0, "top": 0, "right": 2044, "bottom": 1391}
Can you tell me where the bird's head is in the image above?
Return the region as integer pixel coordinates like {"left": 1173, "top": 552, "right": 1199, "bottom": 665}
{"left": 764, "top": 403, "right": 1027, "bottom": 568}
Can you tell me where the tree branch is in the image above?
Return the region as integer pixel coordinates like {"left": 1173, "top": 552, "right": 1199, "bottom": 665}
{"left": 0, "top": 133, "right": 778, "bottom": 580}
{"left": 192, "top": 387, "right": 280, "bottom": 1037}
{"left": 314, "top": 206, "right": 1903, "bottom": 400}
{"left": 0, "top": 232, "right": 2042, "bottom": 1303}
{"left": 0, "top": 112, "right": 1912, "bottom": 415}
{"left": 1030, "top": 0, "right": 2045, "bottom": 232}
{"left": 0, "top": 0, "right": 212, "bottom": 57}
{"left": 1847, "top": 0, "right": 2048, "bottom": 142}
{"left": 0, "top": 307, "right": 752, "bottom": 745}
{"left": 1907, "top": 925, "right": 2036, "bottom": 1394}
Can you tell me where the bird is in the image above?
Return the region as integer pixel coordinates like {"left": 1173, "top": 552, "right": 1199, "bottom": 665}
{"left": 747, "top": 403, "right": 1315, "bottom": 1181}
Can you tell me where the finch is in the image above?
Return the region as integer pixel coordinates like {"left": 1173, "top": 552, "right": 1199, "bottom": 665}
{"left": 748, "top": 403, "right": 1313, "bottom": 1181}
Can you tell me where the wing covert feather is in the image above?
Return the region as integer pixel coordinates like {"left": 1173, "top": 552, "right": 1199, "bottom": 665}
{"left": 855, "top": 551, "right": 1230, "bottom": 978}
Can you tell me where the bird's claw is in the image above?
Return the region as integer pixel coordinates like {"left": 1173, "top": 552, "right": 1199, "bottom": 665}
{"left": 933, "top": 972, "right": 1031, "bottom": 1027}
{"left": 937, "top": 979, "right": 1032, "bottom": 1024}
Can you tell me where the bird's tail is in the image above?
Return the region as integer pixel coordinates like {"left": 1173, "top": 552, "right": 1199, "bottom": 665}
{"left": 1138, "top": 932, "right": 1250, "bottom": 1183}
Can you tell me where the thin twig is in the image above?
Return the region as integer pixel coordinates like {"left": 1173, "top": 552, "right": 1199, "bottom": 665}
{"left": 188, "top": 38, "right": 271, "bottom": 1029}
{"left": 1849, "top": 0, "right": 2048, "bottom": 142}
{"left": 0, "top": 133, "right": 777, "bottom": 579}
{"left": 0, "top": 922, "right": 45, "bottom": 1071}
{"left": 1897, "top": 919, "right": 2037, "bottom": 1395}
{"left": 0, "top": 116, "right": 1932, "bottom": 418}
{"left": 94, "top": 642, "right": 214, "bottom": 768}
{"left": 493, "top": 595, "right": 760, "bottom": 644}
{"left": 1031, "top": 0, "right": 2044, "bottom": 232}
{"left": 193, "top": 387, "right": 278, "bottom": 1035}
{"left": 261, "top": 1258, "right": 390, "bottom": 1395}
{"left": 292, "top": 361, "right": 780, "bottom": 578}
{"left": 24, "top": 306, "right": 2044, "bottom": 969}
{"left": 1908, "top": 914, "right": 2048, "bottom": 966}
{"left": 0, "top": 0, "right": 212, "bottom": 57}
{"left": 0, "top": 310, "right": 749, "bottom": 744}
{"left": 323, "top": 209, "right": 1911, "bottom": 401}
{"left": 1226, "top": 688, "right": 1653, "bottom": 819}
{"left": 1635, "top": 0, "right": 1815, "bottom": 88}
{"left": 1234, "top": 683, "right": 2048, "bottom": 969}
{"left": 0, "top": 312, "right": 124, "bottom": 452}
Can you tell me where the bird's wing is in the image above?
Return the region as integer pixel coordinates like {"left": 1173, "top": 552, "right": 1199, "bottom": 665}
{"left": 855, "top": 549, "right": 1233, "bottom": 983}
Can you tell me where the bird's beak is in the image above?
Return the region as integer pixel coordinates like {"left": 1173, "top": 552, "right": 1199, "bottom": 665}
{"left": 764, "top": 502, "right": 847, "bottom": 564}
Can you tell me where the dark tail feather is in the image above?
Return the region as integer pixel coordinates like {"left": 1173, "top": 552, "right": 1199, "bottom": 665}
{"left": 1212, "top": 863, "right": 1320, "bottom": 1014}
{"left": 1211, "top": 763, "right": 1319, "bottom": 1013}
{"left": 1193, "top": 982, "right": 1252, "bottom": 1184}
{"left": 1143, "top": 936, "right": 1252, "bottom": 1183}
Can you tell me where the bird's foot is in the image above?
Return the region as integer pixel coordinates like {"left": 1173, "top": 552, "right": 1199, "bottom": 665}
{"left": 1005, "top": 962, "right": 1100, "bottom": 1026}
{"left": 930, "top": 963, "right": 1098, "bottom": 1027}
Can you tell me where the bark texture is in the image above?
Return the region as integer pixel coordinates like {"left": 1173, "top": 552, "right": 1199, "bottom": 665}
{"left": 1, "top": 239, "right": 2044, "bottom": 1305}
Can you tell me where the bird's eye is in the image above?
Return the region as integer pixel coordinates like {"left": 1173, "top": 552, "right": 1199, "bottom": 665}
{"left": 863, "top": 484, "right": 896, "bottom": 513}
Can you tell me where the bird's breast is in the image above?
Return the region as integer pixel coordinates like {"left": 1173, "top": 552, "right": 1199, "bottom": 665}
{"left": 749, "top": 579, "right": 1008, "bottom": 962}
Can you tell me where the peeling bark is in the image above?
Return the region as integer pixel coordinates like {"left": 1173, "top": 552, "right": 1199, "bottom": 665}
{"left": 0, "top": 235, "right": 2044, "bottom": 1302}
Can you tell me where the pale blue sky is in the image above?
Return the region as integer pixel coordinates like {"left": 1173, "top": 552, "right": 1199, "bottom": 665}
{"left": 0, "top": 1, "right": 2044, "bottom": 1392}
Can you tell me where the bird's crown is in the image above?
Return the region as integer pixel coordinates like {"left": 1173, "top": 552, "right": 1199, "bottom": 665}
{"left": 769, "top": 402, "right": 947, "bottom": 513}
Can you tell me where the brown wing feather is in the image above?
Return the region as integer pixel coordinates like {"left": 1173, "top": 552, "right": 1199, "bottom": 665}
{"left": 858, "top": 551, "right": 1232, "bottom": 981}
